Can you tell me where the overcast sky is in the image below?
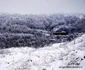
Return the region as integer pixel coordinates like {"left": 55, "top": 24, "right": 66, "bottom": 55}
{"left": 0, "top": 0, "right": 85, "bottom": 14}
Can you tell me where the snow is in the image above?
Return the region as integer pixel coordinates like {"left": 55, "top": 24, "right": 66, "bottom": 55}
{"left": 0, "top": 34, "right": 85, "bottom": 70}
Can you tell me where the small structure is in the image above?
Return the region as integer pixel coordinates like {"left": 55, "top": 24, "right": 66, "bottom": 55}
{"left": 53, "top": 31, "right": 68, "bottom": 35}
{"left": 53, "top": 27, "right": 69, "bottom": 35}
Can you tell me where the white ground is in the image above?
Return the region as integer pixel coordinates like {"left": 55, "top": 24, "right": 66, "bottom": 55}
{"left": 0, "top": 34, "right": 85, "bottom": 70}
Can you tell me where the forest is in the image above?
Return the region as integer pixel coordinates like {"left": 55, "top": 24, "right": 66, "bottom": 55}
{"left": 0, "top": 14, "right": 85, "bottom": 48}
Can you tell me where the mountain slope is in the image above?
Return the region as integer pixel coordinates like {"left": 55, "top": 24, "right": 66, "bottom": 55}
{"left": 0, "top": 34, "right": 85, "bottom": 70}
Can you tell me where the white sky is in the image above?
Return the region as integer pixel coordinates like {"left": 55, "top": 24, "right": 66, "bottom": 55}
{"left": 0, "top": 0, "right": 85, "bottom": 14}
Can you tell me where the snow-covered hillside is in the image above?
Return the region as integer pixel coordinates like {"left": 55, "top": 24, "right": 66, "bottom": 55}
{"left": 0, "top": 34, "right": 85, "bottom": 70}
{"left": 0, "top": 14, "right": 85, "bottom": 48}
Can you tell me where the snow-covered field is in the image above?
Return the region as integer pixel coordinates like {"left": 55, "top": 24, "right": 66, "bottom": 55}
{"left": 0, "top": 34, "right": 85, "bottom": 70}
